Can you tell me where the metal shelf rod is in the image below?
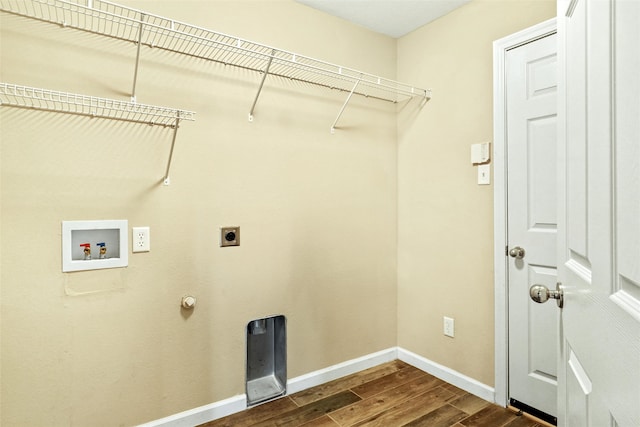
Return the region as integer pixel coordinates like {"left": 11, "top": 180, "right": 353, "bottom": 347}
{"left": 131, "top": 12, "right": 145, "bottom": 103}
{"left": 331, "top": 77, "right": 361, "bottom": 134}
{"left": 248, "top": 50, "right": 275, "bottom": 122}
{"left": 163, "top": 113, "right": 180, "bottom": 186}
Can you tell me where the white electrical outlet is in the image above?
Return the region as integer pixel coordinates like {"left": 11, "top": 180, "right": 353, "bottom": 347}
{"left": 132, "top": 226, "right": 150, "bottom": 253}
{"left": 444, "top": 316, "right": 455, "bottom": 338}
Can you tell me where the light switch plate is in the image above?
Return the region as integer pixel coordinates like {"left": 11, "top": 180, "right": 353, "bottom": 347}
{"left": 478, "top": 164, "right": 491, "bottom": 185}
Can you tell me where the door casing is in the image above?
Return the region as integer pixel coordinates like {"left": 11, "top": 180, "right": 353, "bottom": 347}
{"left": 492, "top": 18, "right": 557, "bottom": 408}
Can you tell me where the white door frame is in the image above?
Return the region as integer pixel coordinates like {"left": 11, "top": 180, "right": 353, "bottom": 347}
{"left": 492, "top": 18, "right": 557, "bottom": 408}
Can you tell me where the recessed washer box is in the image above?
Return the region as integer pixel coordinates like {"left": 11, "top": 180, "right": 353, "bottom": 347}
{"left": 62, "top": 220, "right": 128, "bottom": 272}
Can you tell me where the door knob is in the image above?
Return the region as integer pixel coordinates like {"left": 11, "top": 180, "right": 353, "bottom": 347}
{"left": 529, "top": 283, "right": 564, "bottom": 308}
{"left": 509, "top": 246, "right": 526, "bottom": 259}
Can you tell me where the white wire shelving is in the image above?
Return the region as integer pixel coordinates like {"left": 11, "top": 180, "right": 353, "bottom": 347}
{"left": 0, "top": 83, "right": 195, "bottom": 126}
{"left": 0, "top": 0, "right": 431, "bottom": 132}
{"left": 0, "top": 82, "right": 195, "bottom": 185}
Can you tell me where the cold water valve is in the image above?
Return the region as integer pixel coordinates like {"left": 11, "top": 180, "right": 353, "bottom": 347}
{"left": 96, "top": 242, "right": 107, "bottom": 259}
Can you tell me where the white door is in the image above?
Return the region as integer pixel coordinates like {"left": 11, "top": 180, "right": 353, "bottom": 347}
{"left": 505, "top": 32, "right": 559, "bottom": 421}
{"left": 556, "top": 0, "right": 640, "bottom": 425}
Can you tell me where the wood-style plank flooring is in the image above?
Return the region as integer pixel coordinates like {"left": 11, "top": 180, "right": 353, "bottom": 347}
{"left": 200, "top": 360, "right": 546, "bottom": 427}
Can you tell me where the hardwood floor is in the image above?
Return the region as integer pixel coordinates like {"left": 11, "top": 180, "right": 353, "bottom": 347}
{"left": 199, "top": 360, "right": 546, "bottom": 427}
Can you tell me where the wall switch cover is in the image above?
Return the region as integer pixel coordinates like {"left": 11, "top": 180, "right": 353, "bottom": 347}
{"left": 478, "top": 164, "right": 491, "bottom": 185}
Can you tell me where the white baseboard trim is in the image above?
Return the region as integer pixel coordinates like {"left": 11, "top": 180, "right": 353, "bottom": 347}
{"left": 137, "top": 347, "right": 398, "bottom": 427}
{"left": 287, "top": 347, "right": 398, "bottom": 394}
{"left": 138, "top": 346, "right": 495, "bottom": 426}
{"left": 137, "top": 394, "right": 247, "bottom": 427}
{"left": 397, "top": 347, "right": 496, "bottom": 403}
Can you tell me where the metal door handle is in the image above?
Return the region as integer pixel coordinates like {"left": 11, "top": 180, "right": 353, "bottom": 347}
{"left": 509, "top": 246, "right": 526, "bottom": 259}
{"left": 529, "top": 283, "right": 564, "bottom": 308}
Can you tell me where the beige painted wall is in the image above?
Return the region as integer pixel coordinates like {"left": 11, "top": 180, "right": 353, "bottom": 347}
{"left": 0, "top": 0, "right": 559, "bottom": 425}
{"left": 0, "top": 1, "right": 399, "bottom": 425}
{"left": 397, "top": 0, "right": 556, "bottom": 387}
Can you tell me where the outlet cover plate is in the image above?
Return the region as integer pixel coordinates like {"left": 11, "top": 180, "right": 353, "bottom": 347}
{"left": 444, "top": 316, "right": 455, "bottom": 338}
{"left": 132, "top": 226, "right": 150, "bottom": 252}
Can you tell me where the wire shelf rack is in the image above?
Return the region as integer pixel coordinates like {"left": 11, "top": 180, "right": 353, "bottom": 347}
{"left": 0, "top": 0, "right": 431, "bottom": 105}
{"left": 0, "top": 82, "right": 195, "bottom": 185}
{"left": 0, "top": 82, "right": 195, "bottom": 127}
{"left": 1, "top": 0, "right": 430, "bottom": 178}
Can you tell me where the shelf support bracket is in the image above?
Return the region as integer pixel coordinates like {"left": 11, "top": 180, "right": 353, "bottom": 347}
{"left": 331, "top": 76, "right": 361, "bottom": 134}
{"left": 131, "top": 13, "right": 146, "bottom": 103}
{"left": 420, "top": 89, "right": 432, "bottom": 108}
{"left": 248, "top": 50, "right": 275, "bottom": 122}
{"left": 163, "top": 113, "right": 181, "bottom": 186}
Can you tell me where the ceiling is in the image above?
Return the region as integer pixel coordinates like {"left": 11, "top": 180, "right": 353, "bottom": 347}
{"left": 294, "top": 0, "right": 471, "bottom": 38}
